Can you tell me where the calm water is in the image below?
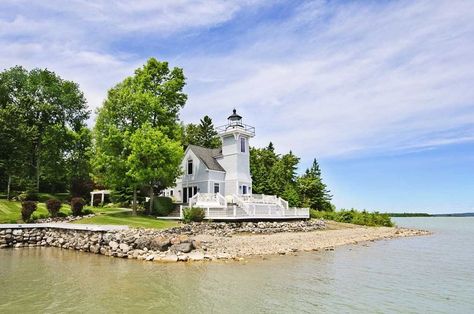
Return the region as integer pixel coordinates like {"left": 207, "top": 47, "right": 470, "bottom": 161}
{"left": 1, "top": 218, "right": 473, "bottom": 313}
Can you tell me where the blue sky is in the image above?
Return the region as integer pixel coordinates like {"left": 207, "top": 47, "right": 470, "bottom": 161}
{"left": 1, "top": 0, "right": 473, "bottom": 213}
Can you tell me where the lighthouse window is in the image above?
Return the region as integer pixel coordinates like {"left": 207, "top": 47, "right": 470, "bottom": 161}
{"left": 240, "top": 137, "right": 246, "bottom": 153}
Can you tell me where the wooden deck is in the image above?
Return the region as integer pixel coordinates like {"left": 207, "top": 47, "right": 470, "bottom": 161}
{"left": 158, "top": 205, "right": 310, "bottom": 221}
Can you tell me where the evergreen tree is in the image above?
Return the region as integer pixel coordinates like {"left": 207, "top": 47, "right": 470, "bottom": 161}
{"left": 250, "top": 142, "right": 278, "bottom": 195}
{"left": 298, "top": 158, "right": 333, "bottom": 211}
{"left": 182, "top": 115, "right": 220, "bottom": 148}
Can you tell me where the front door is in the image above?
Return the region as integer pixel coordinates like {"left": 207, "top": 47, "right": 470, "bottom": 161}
{"left": 183, "top": 186, "right": 198, "bottom": 203}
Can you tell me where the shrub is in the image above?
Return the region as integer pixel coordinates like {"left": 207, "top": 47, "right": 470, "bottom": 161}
{"left": 310, "top": 208, "right": 394, "bottom": 227}
{"left": 183, "top": 207, "right": 206, "bottom": 223}
{"left": 31, "top": 213, "right": 48, "bottom": 221}
{"left": 45, "top": 199, "right": 62, "bottom": 217}
{"left": 21, "top": 201, "right": 37, "bottom": 222}
{"left": 71, "top": 197, "right": 86, "bottom": 216}
{"left": 152, "top": 197, "right": 175, "bottom": 216}
{"left": 56, "top": 212, "right": 67, "bottom": 218}
{"left": 18, "top": 191, "right": 39, "bottom": 202}
{"left": 82, "top": 208, "right": 94, "bottom": 215}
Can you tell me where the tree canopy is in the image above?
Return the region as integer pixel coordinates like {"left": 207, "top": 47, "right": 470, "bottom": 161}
{"left": 250, "top": 143, "right": 333, "bottom": 209}
{"left": 92, "top": 58, "right": 187, "bottom": 214}
{"left": 182, "top": 115, "right": 221, "bottom": 148}
{"left": 0, "top": 66, "right": 90, "bottom": 197}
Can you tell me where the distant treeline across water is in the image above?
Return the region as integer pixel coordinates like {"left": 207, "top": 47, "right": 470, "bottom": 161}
{"left": 388, "top": 212, "right": 474, "bottom": 217}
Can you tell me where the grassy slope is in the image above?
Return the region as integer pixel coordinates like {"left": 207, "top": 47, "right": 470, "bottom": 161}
{"left": 74, "top": 211, "right": 178, "bottom": 229}
{"left": 0, "top": 200, "right": 71, "bottom": 223}
{"left": 0, "top": 200, "right": 178, "bottom": 229}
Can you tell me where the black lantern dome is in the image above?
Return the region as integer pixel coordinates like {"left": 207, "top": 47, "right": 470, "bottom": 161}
{"left": 228, "top": 109, "right": 242, "bottom": 122}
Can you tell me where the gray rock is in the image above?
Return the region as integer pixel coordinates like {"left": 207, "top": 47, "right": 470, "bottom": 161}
{"left": 119, "top": 243, "right": 130, "bottom": 253}
{"left": 90, "top": 244, "right": 100, "bottom": 254}
{"left": 149, "top": 236, "right": 170, "bottom": 251}
{"left": 12, "top": 229, "right": 23, "bottom": 236}
{"left": 172, "top": 242, "right": 193, "bottom": 253}
{"left": 145, "top": 254, "right": 155, "bottom": 261}
{"left": 109, "top": 241, "right": 119, "bottom": 250}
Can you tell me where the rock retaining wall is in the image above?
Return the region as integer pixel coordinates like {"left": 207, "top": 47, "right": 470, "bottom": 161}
{"left": 0, "top": 220, "right": 326, "bottom": 262}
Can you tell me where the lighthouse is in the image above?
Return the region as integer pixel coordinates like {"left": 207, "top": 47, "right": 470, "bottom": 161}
{"left": 216, "top": 109, "right": 255, "bottom": 196}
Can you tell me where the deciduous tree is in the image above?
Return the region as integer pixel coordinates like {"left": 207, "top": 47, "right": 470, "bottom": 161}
{"left": 93, "top": 58, "right": 187, "bottom": 215}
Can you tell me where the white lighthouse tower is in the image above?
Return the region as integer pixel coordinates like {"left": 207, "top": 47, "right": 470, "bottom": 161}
{"left": 216, "top": 109, "right": 255, "bottom": 196}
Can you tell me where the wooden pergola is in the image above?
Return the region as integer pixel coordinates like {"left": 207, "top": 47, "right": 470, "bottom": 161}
{"left": 90, "top": 190, "right": 111, "bottom": 206}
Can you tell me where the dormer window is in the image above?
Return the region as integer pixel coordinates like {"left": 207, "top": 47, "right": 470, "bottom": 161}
{"left": 240, "top": 137, "right": 246, "bottom": 153}
{"left": 187, "top": 159, "right": 193, "bottom": 175}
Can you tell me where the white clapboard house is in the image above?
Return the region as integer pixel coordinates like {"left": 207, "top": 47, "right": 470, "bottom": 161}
{"left": 163, "top": 109, "right": 309, "bottom": 220}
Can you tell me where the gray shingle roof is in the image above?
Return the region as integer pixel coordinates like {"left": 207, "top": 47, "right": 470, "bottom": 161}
{"left": 188, "top": 145, "right": 225, "bottom": 172}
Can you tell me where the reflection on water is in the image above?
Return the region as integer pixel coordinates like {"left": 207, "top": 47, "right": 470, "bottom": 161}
{"left": 1, "top": 218, "right": 473, "bottom": 313}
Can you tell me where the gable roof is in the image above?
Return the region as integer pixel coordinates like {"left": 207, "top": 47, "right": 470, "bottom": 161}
{"left": 187, "top": 145, "right": 225, "bottom": 172}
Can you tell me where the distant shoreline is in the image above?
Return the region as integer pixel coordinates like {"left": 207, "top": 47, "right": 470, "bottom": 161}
{"left": 388, "top": 212, "right": 474, "bottom": 217}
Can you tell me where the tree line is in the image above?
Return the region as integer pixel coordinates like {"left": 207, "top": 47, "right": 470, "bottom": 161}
{"left": 0, "top": 58, "right": 333, "bottom": 213}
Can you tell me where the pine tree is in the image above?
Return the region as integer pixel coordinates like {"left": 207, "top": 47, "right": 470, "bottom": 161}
{"left": 298, "top": 158, "right": 333, "bottom": 211}
{"left": 182, "top": 115, "right": 220, "bottom": 149}
{"left": 198, "top": 115, "right": 220, "bottom": 148}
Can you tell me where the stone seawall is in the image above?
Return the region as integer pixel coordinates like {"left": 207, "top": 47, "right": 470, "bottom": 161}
{"left": 0, "top": 220, "right": 327, "bottom": 262}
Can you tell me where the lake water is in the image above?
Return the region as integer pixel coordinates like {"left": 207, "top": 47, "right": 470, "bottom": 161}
{"left": 1, "top": 218, "right": 473, "bottom": 313}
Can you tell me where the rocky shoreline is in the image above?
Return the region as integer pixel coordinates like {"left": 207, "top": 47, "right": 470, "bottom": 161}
{"left": 0, "top": 220, "right": 430, "bottom": 262}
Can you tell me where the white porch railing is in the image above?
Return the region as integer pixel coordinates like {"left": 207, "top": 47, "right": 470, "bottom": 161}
{"left": 169, "top": 193, "right": 309, "bottom": 220}
{"left": 239, "top": 194, "right": 289, "bottom": 209}
{"left": 189, "top": 193, "right": 226, "bottom": 208}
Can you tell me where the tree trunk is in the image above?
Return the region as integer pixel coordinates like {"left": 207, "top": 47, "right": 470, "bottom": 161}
{"left": 7, "top": 174, "right": 11, "bottom": 200}
{"left": 35, "top": 145, "right": 40, "bottom": 192}
{"left": 132, "top": 187, "right": 137, "bottom": 216}
{"left": 148, "top": 185, "right": 154, "bottom": 215}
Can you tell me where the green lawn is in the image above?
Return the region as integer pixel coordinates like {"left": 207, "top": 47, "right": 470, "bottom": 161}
{"left": 73, "top": 211, "right": 179, "bottom": 229}
{"left": 0, "top": 199, "right": 178, "bottom": 229}
{"left": 0, "top": 200, "right": 71, "bottom": 223}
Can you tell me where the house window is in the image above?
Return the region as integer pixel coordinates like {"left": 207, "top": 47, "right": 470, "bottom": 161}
{"left": 240, "top": 137, "right": 246, "bottom": 153}
{"left": 170, "top": 190, "right": 173, "bottom": 196}
{"left": 187, "top": 159, "right": 193, "bottom": 175}
{"left": 214, "top": 183, "right": 220, "bottom": 194}
{"left": 242, "top": 185, "right": 248, "bottom": 195}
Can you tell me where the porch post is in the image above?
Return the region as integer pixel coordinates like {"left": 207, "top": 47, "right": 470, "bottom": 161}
{"left": 179, "top": 205, "right": 183, "bottom": 219}
{"left": 90, "top": 193, "right": 93, "bottom": 206}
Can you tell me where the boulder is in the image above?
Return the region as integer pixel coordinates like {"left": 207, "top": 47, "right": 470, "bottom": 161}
{"left": 109, "top": 241, "right": 119, "bottom": 250}
{"left": 12, "top": 229, "right": 23, "bottom": 236}
{"left": 119, "top": 243, "right": 130, "bottom": 253}
{"left": 172, "top": 242, "right": 193, "bottom": 253}
{"left": 145, "top": 254, "right": 155, "bottom": 261}
{"left": 178, "top": 234, "right": 190, "bottom": 243}
{"left": 90, "top": 244, "right": 100, "bottom": 254}
{"left": 149, "top": 236, "right": 170, "bottom": 251}
{"left": 191, "top": 239, "right": 201, "bottom": 249}
{"left": 134, "top": 236, "right": 151, "bottom": 249}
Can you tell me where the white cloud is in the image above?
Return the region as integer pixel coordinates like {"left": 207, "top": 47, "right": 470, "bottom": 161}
{"left": 180, "top": 0, "right": 474, "bottom": 162}
{"left": 1, "top": 0, "right": 473, "bottom": 164}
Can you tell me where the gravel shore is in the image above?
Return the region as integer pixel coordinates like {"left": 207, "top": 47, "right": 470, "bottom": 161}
{"left": 195, "top": 222, "right": 430, "bottom": 259}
